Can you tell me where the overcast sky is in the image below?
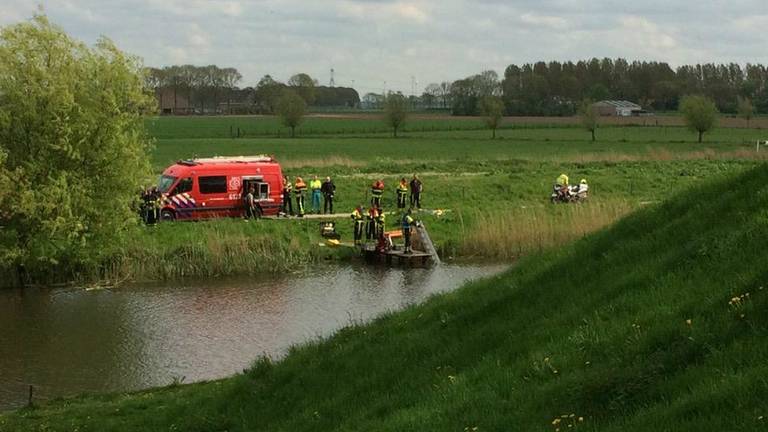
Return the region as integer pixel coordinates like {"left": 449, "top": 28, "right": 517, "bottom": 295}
{"left": 2, "top": 1, "right": 768, "bottom": 94}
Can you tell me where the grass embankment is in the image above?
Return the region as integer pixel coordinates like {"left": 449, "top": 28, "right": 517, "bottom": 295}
{"left": 4, "top": 164, "right": 767, "bottom": 431}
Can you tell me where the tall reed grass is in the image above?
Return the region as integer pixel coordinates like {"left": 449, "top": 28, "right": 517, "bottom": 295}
{"left": 460, "top": 200, "right": 635, "bottom": 259}
{"left": 96, "top": 224, "right": 345, "bottom": 284}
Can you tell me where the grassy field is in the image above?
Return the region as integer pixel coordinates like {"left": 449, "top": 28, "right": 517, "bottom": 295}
{"left": 83, "top": 115, "right": 768, "bottom": 284}
{"left": 4, "top": 162, "right": 766, "bottom": 431}
{"left": 7, "top": 114, "right": 768, "bottom": 286}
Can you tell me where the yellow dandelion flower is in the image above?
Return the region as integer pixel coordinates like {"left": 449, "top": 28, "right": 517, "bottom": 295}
{"left": 578, "top": 417, "right": 584, "bottom": 422}
{"left": 552, "top": 418, "right": 561, "bottom": 425}
{"left": 685, "top": 319, "right": 692, "bottom": 325}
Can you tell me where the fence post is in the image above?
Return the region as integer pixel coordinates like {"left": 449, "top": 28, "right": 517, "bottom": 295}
{"left": 27, "top": 385, "right": 33, "bottom": 407}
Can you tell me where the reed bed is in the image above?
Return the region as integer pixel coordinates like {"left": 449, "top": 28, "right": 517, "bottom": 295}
{"left": 460, "top": 200, "right": 635, "bottom": 259}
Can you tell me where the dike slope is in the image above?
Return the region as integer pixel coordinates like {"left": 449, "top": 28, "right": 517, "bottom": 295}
{"left": 2, "top": 164, "right": 767, "bottom": 432}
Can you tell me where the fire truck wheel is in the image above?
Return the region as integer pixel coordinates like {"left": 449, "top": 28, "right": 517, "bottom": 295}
{"left": 160, "top": 209, "right": 175, "bottom": 221}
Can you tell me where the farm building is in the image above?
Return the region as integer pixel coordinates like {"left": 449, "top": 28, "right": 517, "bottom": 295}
{"left": 592, "top": 100, "right": 644, "bottom": 117}
{"left": 156, "top": 88, "right": 192, "bottom": 115}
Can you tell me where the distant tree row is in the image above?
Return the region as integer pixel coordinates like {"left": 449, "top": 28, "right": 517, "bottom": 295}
{"left": 147, "top": 67, "right": 359, "bottom": 114}
{"left": 410, "top": 59, "right": 768, "bottom": 117}
{"left": 500, "top": 59, "right": 768, "bottom": 116}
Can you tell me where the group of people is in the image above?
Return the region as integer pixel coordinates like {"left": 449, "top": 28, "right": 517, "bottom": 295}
{"left": 279, "top": 175, "right": 336, "bottom": 217}
{"left": 139, "top": 186, "right": 162, "bottom": 224}
{"left": 349, "top": 174, "right": 422, "bottom": 253}
{"left": 553, "top": 173, "right": 589, "bottom": 202}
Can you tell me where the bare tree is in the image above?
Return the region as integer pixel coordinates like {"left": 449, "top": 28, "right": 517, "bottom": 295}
{"left": 737, "top": 96, "right": 754, "bottom": 128}
{"left": 579, "top": 99, "right": 598, "bottom": 142}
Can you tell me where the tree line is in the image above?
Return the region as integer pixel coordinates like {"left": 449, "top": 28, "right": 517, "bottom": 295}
{"left": 146, "top": 66, "right": 359, "bottom": 114}
{"left": 425, "top": 58, "right": 768, "bottom": 117}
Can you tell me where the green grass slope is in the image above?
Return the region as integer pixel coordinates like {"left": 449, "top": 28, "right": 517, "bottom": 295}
{"left": 3, "top": 165, "right": 768, "bottom": 431}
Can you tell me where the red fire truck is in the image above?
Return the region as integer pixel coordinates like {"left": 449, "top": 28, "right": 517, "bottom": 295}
{"left": 156, "top": 156, "right": 284, "bottom": 220}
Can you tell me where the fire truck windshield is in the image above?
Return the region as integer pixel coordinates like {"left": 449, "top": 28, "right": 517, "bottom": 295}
{"left": 158, "top": 175, "right": 176, "bottom": 193}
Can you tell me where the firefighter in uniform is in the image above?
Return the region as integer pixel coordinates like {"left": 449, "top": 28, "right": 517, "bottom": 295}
{"left": 351, "top": 205, "right": 365, "bottom": 244}
{"left": 150, "top": 186, "right": 161, "bottom": 224}
{"left": 396, "top": 177, "right": 408, "bottom": 209}
{"left": 371, "top": 179, "right": 384, "bottom": 209}
{"left": 375, "top": 209, "right": 386, "bottom": 240}
{"left": 294, "top": 176, "right": 307, "bottom": 217}
{"left": 281, "top": 176, "right": 293, "bottom": 216}
{"left": 402, "top": 208, "right": 415, "bottom": 253}
{"left": 366, "top": 206, "right": 378, "bottom": 241}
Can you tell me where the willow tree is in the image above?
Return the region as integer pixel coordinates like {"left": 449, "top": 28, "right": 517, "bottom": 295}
{"left": 383, "top": 93, "right": 408, "bottom": 137}
{"left": 275, "top": 89, "right": 306, "bottom": 138}
{"left": 480, "top": 96, "right": 504, "bottom": 139}
{"left": 0, "top": 15, "right": 156, "bottom": 285}
{"left": 680, "top": 95, "right": 718, "bottom": 143}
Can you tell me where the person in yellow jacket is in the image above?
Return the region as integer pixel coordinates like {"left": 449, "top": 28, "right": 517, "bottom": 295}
{"left": 556, "top": 173, "right": 569, "bottom": 188}
{"left": 401, "top": 208, "right": 415, "bottom": 253}
{"left": 310, "top": 175, "right": 322, "bottom": 214}
{"left": 555, "top": 173, "right": 569, "bottom": 199}
{"left": 350, "top": 205, "right": 365, "bottom": 244}
{"left": 396, "top": 177, "right": 408, "bottom": 209}
{"left": 294, "top": 176, "right": 307, "bottom": 217}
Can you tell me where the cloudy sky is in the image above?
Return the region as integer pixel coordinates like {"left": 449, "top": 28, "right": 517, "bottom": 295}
{"left": 2, "top": 1, "right": 768, "bottom": 94}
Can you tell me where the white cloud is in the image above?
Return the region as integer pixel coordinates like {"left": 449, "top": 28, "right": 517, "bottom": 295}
{"left": 394, "top": 2, "right": 428, "bottom": 23}
{"left": 618, "top": 15, "right": 676, "bottom": 50}
{"left": 4, "top": 0, "right": 768, "bottom": 92}
{"left": 520, "top": 12, "right": 567, "bottom": 29}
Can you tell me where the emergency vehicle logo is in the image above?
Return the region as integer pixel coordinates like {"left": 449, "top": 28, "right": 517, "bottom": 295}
{"left": 168, "top": 192, "right": 197, "bottom": 208}
{"left": 229, "top": 176, "right": 242, "bottom": 191}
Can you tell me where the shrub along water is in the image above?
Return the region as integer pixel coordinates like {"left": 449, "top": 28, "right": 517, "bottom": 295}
{"left": 2, "top": 165, "right": 766, "bottom": 431}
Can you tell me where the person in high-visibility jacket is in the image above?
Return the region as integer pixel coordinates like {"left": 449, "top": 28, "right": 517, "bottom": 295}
{"left": 402, "top": 208, "right": 415, "bottom": 253}
{"left": 366, "top": 206, "right": 378, "bottom": 241}
{"left": 294, "top": 176, "right": 307, "bottom": 217}
{"left": 281, "top": 176, "right": 293, "bottom": 217}
{"left": 371, "top": 179, "right": 384, "bottom": 209}
{"left": 556, "top": 173, "right": 569, "bottom": 187}
{"left": 310, "top": 175, "right": 322, "bottom": 214}
{"left": 555, "top": 173, "right": 569, "bottom": 199}
{"left": 396, "top": 177, "right": 408, "bottom": 209}
{"left": 375, "top": 209, "right": 386, "bottom": 239}
{"left": 351, "top": 205, "right": 365, "bottom": 244}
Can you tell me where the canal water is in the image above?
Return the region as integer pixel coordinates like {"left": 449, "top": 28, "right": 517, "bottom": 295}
{"left": 0, "top": 263, "right": 505, "bottom": 411}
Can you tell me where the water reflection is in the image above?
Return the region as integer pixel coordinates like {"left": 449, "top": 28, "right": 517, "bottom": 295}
{"left": 0, "top": 263, "right": 506, "bottom": 411}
